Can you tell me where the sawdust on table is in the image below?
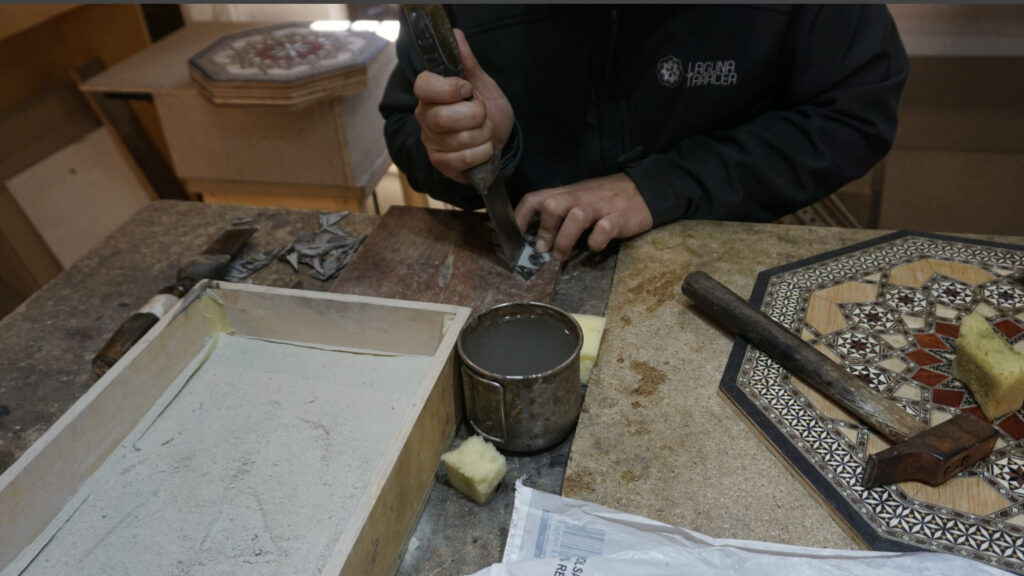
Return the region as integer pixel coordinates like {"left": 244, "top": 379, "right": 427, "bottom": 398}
{"left": 626, "top": 271, "right": 686, "bottom": 314}
{"left": 630, "top": 359, "right": 667, "bottom": 396}
{"left": 562, "top": 468, "right": 595, "bottom": 497}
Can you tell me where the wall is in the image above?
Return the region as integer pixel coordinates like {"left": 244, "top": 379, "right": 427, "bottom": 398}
{"left": 0, "top": 5, "right": 152, "bottom": 317}
{"left": 181, "top": 4, "right": 348, "bottom": 24}
{"left": 838, "top": 5, "right": 1024, "bottom": 234}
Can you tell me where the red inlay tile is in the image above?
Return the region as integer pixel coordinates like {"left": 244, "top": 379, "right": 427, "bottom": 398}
{"left": 961, "top": 406, "right": 993, "bottom": 424}
{"left": 914, "top": 333, "right": 950, "bottom": 350}
{"left": 913, "top": 368, "right": 949, "bottom": 387}
{"left": 906, "top": 349, "right": 943, "bottom": 367}
{"left": 995, "top": 319, "right": 1024, "bottom": 340}
{"left": 931, "top": 388, "right": 965, "bottom": 408}
{"left": 934, "top": 322, "right": 960, "bottom": 339}
{"left": 998, "top": 413, "right": 1024, "bottom": 440}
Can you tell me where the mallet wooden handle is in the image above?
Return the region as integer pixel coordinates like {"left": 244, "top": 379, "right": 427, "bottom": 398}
{"left": 682, "top": 271, "right": 928, "bottom": 444}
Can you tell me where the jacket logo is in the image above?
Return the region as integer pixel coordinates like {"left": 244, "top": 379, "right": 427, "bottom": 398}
{"left": 686, "top": 60, "right": 737, "bottom": 87}
{"left": 656, "top": 56, "right": 683, "bottom": 88}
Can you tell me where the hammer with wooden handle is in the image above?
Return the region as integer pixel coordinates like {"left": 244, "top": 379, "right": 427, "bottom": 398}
{"left": 681, "top": 271, "right": 998, "bottom": 488}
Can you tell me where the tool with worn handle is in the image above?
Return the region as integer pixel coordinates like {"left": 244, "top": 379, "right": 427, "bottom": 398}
{"left": 92, "top": 227, "right": 257, "bottom": 377}
{"left": 401, "top": 4, "right": 548, "bottom": 280}
{"left": 681, "top": 271, "right": 998, "bottom": 488}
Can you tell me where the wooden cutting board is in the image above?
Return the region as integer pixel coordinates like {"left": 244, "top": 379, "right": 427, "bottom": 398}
{"left": 330, "top": 206, "right": 560, "bottom": 312}
{"left": 719, "top": 231, "right": 1024, "bottom": 572}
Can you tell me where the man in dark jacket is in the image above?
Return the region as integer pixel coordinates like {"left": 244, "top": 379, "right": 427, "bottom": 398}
{"left": 380, "top": 5, "right": 908, "bottom": 262}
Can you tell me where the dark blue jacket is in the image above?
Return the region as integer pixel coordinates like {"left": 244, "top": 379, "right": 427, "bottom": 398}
{"left": 380, "top": 5, "right": 908, "bottom": 226}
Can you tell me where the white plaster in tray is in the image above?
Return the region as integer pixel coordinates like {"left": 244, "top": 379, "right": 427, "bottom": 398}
{"left": 14, "top": 334, "right": 431, "bottom": 576}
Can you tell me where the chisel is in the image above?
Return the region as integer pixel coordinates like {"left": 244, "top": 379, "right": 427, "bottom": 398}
{"left": 402, "top": 4, "right": 549, "bottom": 280}
{"left": 92, "top": 227, "right": 256, "bottom": 377}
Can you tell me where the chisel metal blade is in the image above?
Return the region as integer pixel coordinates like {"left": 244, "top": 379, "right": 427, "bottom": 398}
{"left": 468, "top": 155, "right": 549, "bottom": 280}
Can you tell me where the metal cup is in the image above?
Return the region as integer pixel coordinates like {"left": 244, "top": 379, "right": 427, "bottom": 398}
{"left": 456, "top": 302, "right": 583, "bottom": 453}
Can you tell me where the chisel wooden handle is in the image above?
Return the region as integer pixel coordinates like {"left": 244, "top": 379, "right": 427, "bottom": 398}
{"left": 402, "top": 4, "right": 497, "bottom": 187}
{"left": 681, "top": 271, "right": 927, "bottom": 443}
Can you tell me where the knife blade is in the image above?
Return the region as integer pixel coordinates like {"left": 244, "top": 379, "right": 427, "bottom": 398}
{"left": 91, "top": 226, "right": 257, "bottom": 377}
{"left": 402, "top": 4, "right": 549, "bottom": 280}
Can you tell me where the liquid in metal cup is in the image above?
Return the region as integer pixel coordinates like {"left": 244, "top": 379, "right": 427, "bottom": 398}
{"left": 457, "top": 302, "right": 583, "bottom": 453}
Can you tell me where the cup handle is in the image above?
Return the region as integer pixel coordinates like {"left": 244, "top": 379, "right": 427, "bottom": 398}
{"left": 466, "top": 375, "right": 507, "bottom": 443}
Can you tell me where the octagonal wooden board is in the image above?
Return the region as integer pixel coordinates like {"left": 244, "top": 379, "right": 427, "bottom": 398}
{"left": 721, "top": 230, "right": 1024, "bottom": 573}
{"left": 188, "top": 22, "right": 389, "bottom": 106}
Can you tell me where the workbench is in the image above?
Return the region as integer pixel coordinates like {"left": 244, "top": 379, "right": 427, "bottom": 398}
{"left": 2, "top": 200, "right": 1022, "bottom": 574}
{"left": 0, "top": 200, "right": 614, "bottom": 575}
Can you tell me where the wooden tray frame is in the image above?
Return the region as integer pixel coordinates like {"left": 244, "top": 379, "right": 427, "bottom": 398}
{"left": 0, "top": 281, "right": 472, "bottom": 575}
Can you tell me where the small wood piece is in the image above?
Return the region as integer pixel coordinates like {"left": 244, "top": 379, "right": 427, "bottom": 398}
{"left": 681, "top": 271, "right": 927, "bottom": 443}
{"left": 330, "top": 206, "right": 560, "bottom": 313}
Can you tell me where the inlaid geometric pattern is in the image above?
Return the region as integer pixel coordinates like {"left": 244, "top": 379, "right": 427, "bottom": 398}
{"left": 721, "top": 231, "right": 1024, "bottom": 573}
{"left": 881, "top": 285, "right": 929, "bottom": 314}
{"left": 844, "top": 302, "right": 903, "bottom": 332}
{"left": 191, "top": 23, "right": 386, "bottom": 83}
{"left": 188, "top": 22, "right": 389, "bottom": 106}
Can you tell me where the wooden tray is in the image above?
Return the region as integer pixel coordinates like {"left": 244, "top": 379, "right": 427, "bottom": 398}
{"left": 0, "top": 281, "right": 471, "bottom": 575}
{"left": 721, "top": 230, "right": 1024, "bottom": 573}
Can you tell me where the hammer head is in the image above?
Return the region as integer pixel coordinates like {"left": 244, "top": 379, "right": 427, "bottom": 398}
{"left": 862, "top": 412, "right": 998, "bottom": 488}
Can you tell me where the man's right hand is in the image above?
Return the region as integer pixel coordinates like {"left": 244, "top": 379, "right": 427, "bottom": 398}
{"left": 413, "top": 28, "right": 514, "bottom": 184}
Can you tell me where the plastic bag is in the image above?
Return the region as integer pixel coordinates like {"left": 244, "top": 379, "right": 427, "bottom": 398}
{"left": 467, "top": 480, "right": 1008, "bottom": 576}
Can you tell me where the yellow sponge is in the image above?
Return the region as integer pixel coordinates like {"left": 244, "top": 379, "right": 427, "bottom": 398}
{"left": 572, "top": 313, "right": 606, "bottom": 385}
{"left": 954, "top": 312, "right": 1024, "bottom": 419}
{"left": 440, "top": 435, "right": 507, "bottom": 504}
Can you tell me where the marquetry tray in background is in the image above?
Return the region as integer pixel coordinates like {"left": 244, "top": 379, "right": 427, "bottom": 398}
{"left": 188, "top": 22, "right": 388, "bottom": 106}
{"left": 720, "top": 231, "right": 1024, "bottom": 573}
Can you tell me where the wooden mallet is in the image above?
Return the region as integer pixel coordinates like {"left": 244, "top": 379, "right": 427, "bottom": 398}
{"left": 681, "top": 271, "right": 997, "bottom": 488}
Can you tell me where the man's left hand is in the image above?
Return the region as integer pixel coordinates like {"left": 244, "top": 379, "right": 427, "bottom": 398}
{"left": 513, "top": 173, "right": 654, "bottom": 262}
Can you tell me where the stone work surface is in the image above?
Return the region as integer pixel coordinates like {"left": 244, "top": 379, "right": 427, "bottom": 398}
{"left": 565, "top": 220, "right": 1024, "bottom": 564}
